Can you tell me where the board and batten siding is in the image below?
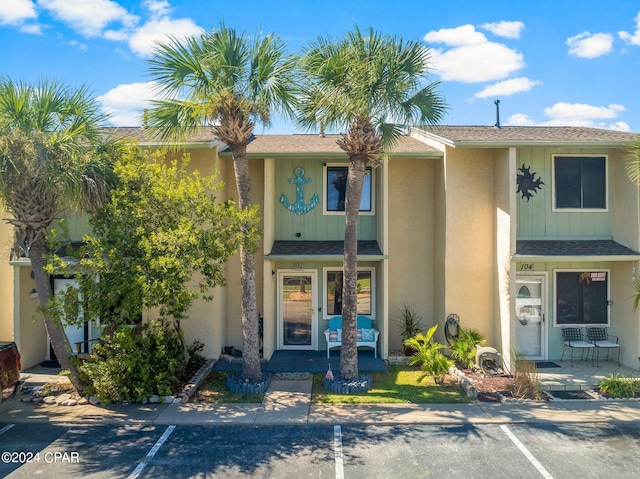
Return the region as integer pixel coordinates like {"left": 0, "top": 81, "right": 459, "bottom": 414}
{"left": 516, "top": 147, "right": 612, "bottom": 239}
{"left": 274, "top": 157, "right": 377, "bottom": 241}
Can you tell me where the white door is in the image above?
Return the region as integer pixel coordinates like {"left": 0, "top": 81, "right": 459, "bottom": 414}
{"left": 278, "top": 271, "right": 317, "bottom": 350}
{"left": 515, "top": 275, "right": 546, "bottom": 359}
{"left": 49, "top": 278, "right": 89, "bottom": 359}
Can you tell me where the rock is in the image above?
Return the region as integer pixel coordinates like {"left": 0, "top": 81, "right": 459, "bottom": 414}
{"left": 32, "top": 397, "right": 43, "bottom": 404}
{"left": 172, "top": 397, "right": 182, "bottom": 404}
{"left": 61, "top": 399, "right": 77, "bottom": 406}
{"left": 161, "top": 396, "right": 173, "bottom": 404}
{"left": 149, "top": 395, "right": 160, "bottom": 404}
{"left": 88, "top": 396, "right": 100, "bottom": 405}
{"left": 55, "top": 393, "right": 72, "bottom": 404}
{"left": 20, "top": 396, "right": 33, "bottom": 403}
{"left": 77, "top": 397, "right": 88, "bottom": 405}
{"left": 43, "top": 396, "right": 57, "bottom": 405}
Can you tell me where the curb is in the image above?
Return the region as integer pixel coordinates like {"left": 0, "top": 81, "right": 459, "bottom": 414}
{"left": 178, "top": 358, "right": 216, "bottom": 403}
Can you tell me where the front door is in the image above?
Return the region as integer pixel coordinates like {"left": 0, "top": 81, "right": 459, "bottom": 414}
{"left": 278, "top": 270, "right": 317, "bottom": 350}
{"left": 515, "top": 274, "right": 546, "bottom": 359}
{"left": 49, "top": 278, "right": 90, "bottom": 360}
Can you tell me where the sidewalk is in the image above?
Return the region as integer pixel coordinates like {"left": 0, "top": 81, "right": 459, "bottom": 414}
{"left": 2, "top": 372, "right": 640, "bottom": 427}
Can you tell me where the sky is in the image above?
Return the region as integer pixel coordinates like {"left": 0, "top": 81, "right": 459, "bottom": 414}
{"left": 1, "top": 0, "right": 639, "bottom": 134}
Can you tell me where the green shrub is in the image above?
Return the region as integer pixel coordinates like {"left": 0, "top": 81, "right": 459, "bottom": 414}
{"left": 599, "top": 374, "right": 640, "bottom": 398}
{"left": 449, "top": 328, "right": 485, "bottom": 369}
{"left": 404, "top": 325, "right": 453, "bottom": 385}
{"left": 80, "top": 320, "right": 186, "bottom": 404}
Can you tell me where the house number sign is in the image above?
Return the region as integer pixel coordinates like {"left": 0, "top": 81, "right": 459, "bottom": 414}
{"left": 280, "top": 166, "right": 319, "bottom": 215}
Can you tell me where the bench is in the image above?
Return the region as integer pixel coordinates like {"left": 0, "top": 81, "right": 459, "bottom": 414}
{"left": 324, "top": 316, "right": 379, "bottom": 358}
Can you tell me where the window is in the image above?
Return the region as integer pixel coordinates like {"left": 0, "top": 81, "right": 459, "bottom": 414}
{"left": 324, "top": 267, "right": 374, "bottom": 318}
{"left": 553, "top": 155, "right": 607, "bottom": 210}
{"left": 555, "top": 271, "right": 609, "bottom": 326}
{"left": 324, "top": 164, "right": 373, "bottom": 214}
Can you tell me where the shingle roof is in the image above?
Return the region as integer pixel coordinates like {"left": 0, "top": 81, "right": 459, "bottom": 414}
{"left": 103, "top": 127, "right": 215, "bottom": 144}
{"left": 414, "top": 126, "right": 639, "bottom": 146}
{"left": 268, "top": 240, "right": 383, "bottom": 257}
{"left": 516, "top": 240, "right": 640, "bottom": 258}
{"left": 226, "top": 134, "right": 439, "bottom": 156}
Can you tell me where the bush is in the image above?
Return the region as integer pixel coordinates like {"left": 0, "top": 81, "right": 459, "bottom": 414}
{"left": 449, "top": 328, "right": 485, "bottom": 369}
{"left": 599, "top": 374, "right": 640, "bottom": 398}
{"left": 405, "top": 325, "right": 453, "bottom": 385}
{"left": 80, "top": 320, "right": 186, "bottom": 404}
{"left": 512, "top": 354, "right": 542, "bottom": 400}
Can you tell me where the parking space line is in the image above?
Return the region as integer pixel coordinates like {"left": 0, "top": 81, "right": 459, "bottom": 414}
{"left": 500, "top": 425, "right": 554, "bottom": 479}
{"left": 127, "top": 425, "right": 176, "bottom": 479}
{"left": 0, "top": 424, "right": 15, "bottom": 436}
{"left": 334, "top": 425, "right": 344, "bottom": 479}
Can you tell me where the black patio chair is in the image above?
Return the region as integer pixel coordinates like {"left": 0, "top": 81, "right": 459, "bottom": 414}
{"left": 586, "top": 327, "right": 620, "bottom": 366}
{"left": 561, "top": 327, "right": 594, "bottom": 366}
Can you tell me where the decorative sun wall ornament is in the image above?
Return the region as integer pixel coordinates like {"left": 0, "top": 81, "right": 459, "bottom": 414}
{"left": 516, "top": 164, "right": 544, "bottom": 201}
{"left": 280, "top": 166, "right": 319, "bottom": 215}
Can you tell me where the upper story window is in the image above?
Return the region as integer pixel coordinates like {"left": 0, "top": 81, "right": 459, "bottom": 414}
{"left": 324, "top": 164, "right": 374, "bottom": 215}
{"left": 553, "top": 155, "right": 607, "bottom": 211}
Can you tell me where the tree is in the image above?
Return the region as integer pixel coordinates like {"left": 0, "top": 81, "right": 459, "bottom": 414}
{"left": 0, "top": 77, "right": 117, "bottom": 393}
{"left": 298, "top": 26, "right": 447, "bottom": 380}
{"left": 145, "top": 24, "right": 298, "bottom": 381}
{"left": 51, "top": 147, "right": 256, "bottom": 334}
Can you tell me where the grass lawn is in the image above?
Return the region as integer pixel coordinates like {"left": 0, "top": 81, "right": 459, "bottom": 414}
{"left": 193, "top": 371, "right": 264, "bottom": 403}
{"left": 312, "top": 365, "right": 472, "bottom": 404}
{"left": 193, "top": 366, "right": 471, "bottom": 404}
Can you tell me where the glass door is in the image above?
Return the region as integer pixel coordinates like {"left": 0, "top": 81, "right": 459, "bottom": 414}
{"left": 278, "top": 271, "right": 317, "bottom": 350}
{"left": 515, "top": 275, "right": 546, "bottom": 359}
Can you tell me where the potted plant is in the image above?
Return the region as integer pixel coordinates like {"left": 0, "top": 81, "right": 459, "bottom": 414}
{"left": 395, "top": 303, "right": 424, "bottom": 356}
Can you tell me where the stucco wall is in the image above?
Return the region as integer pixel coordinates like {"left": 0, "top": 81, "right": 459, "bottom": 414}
{"left": 387, "top": 157, "right": 436, "bottom": 351}
{"left": 16, "top": 266, "right": 47, "bottom": 369}
{"left": 0, "top": 213, "right": 14, "bottom": 341}
{"left": 442, "top": 147, "right": 497, "bottom": 343}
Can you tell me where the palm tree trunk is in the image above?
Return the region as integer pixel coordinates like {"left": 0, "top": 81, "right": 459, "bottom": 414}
{"left": 230, "top": 144, "right": 262, "bottom": 381}
{"left": 340, "top": 155, "right": 367, "bottom": 380}
{"left": 29, "top": 238, "right": 87, "bottom": 393}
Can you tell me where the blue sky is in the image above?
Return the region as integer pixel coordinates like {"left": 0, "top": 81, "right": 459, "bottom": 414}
{"left": 1, "top": 0, "right": 639, "bottom": 133}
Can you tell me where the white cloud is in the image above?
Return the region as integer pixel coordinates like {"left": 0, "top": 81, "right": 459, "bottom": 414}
{"left": 506, "top": 102, "right": 629, "bottom": 131}
{"left": 66, "top": 40, "right": 88, "bottom": 52}
{"left": 0, "top": 0, "right": 36, "bottom": 25}
{"left": 567, "top": 32, "right": 613, "bottom": 58}
{"left": 38, "top": 0, "right": 138, "bottom": 37}
{"left": 19, "top": 23, "right": 43, "bottom": 35}
{"left": 474, "top": 77, "right": 541, "bottom": 98}
{"left": 619, "top": 11, "right": 640, "bottom": 46}
{"left": 424, "top": 24, "right": 487, "bottom": 47}
{"left": 143, "top": 0, "right": 172, "bottom": 18}
{"left": 424, "top": 24, "right": 524, "bottom": 83}
{"left": 480, "top": 21, "right": 524, "bottom": 39}
{"left": 97, "top": 81, "right": 160, "bottom": 126}
{"left": 128, "top": 17, "right": 202, "bottom": 57}
{"left": 544, "top": 102, "right": 625, "bottom": 121}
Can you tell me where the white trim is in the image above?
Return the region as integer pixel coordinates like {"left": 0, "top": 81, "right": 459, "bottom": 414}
{"left": 277, "top": 269, "right": 318, "bottom": 350}
{"left": 515, "top": 272, "right": 548, "bottom": 360}
{"left": 322, "top": 266, "right": 376, "bottom": 320}
{"left": 322, "top": 163, "right": 375, "bottom": 216}
{"left": 551, "top": 154, "right": 609, "bottom": 212}
{"left": 553, "top": 268, "right": 611, "bottom": 327}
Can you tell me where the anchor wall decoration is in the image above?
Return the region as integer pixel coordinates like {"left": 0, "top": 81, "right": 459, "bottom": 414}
{"left": 280, "top": 166, "right": 319, "bottom": 215}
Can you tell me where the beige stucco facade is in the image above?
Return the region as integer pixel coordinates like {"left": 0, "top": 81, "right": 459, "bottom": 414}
{"left": 3, "top": 126, "right": 640, "bottom": 371}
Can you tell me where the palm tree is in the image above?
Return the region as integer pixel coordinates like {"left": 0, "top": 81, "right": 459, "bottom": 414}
{"left": 145, "top": 25, "right": 298, "bottom": 381}
{"left": 298, "top": 26, "right": 447, "bottom": 380}
{"left": 0, "top": 77, "right": 116, "bottom": 393}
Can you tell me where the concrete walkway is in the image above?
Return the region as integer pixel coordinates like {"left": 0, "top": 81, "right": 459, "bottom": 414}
{"left": 2, "top": 370, "right": 640, "bottom": 427}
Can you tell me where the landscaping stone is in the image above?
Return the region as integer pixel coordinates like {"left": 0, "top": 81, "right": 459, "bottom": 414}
{"left": 61, "top": 398, "right": 77, "bottom": 406}
{"left": 43, "top": 396, "right": 57, "bottom": 405}
{"left": 226, "top": 372, "right": 271, "bottom": 395}
{"left": 323, "top": 374, "right": 372, "bottom": 394}
{"left": 88, "top": 396, "right": 100, "bottom": 405}
{"left": 55, "top": 393, "right": 72, "bottom": 404}
{"left": 78, "top": 397, "right": 88, "bottom": 405}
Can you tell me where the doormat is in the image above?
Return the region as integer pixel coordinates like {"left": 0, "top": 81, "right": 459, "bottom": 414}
{"left": 40, "top": 360, "right": 61, "bottom": 368}
{"left": 535, "top": 361, "right": 561, "bottom": 369}
{"left": 548, "top": 390, "right": 595, "bottom": 400}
